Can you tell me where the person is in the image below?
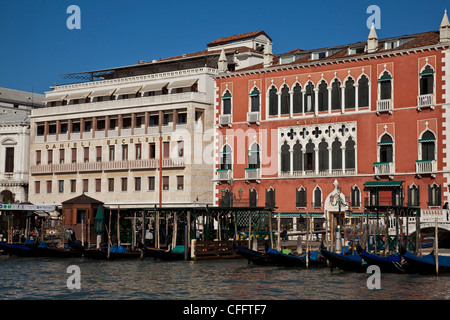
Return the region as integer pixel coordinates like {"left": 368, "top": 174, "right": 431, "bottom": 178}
{"left": 144, "top": 228, "right": 153, "bottom": 246}
{"left": 67, "top": 228, "right": 76, "bottom": 242}
{"left": 280, "top": 226, "right": 287, "bottom": 240}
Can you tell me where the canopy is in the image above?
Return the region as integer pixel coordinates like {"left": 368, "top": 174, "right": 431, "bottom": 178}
{"left": 363, "top": 180, "right": 404, "bottom": 187}
{"left": 167, "top": 78, "right": 198, "bottom": 89}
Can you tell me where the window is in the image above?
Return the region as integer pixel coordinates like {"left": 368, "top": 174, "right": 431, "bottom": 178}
{"left": 331, "top": 78, "right": 341, "bottom": 110}
{"left": 84, "top": 120, "right": 92, "bottom": 132}
{"left": 135, "top": 177, "right": 141, "bottom": 191}
{"left": 420, "top": 130, "right": 436, "bottom": 161}
{"left": 351, "top": 186, "right": 360, "bottom": 207}
{"left": 108, "top": 178, "right": 114, "bottom": 192}
{"left": 428, "top": 184, "right": 441, "bottom": 207}
{"left": 48, "top": 124, "right": 56, "bottom": 135}
{"left": 280, "top": 84, "right": 290, "bottom": 115}
{"left": 345, "top": 77, "right": 355, "bottom": 109}
{"left": 47, "top": 180, "right": 52, "bottom": 194}
{"left": 379, "top": 71, "right": 392, "bottom": 100}
{"left": 71, "top": 148, "right": 77, "bottom": 163}
{"left": 318, "top": 80, "right": 328, "bottom": 112}
{"left": 419, "top": 65, "right": 434, "bottom": 95}
{"left": 250, "top": 87, "right": 260, "bottom": 112}
{"left": 268, "top": 86, "right": 278, "bottom": 116}
{"left": 83, "top": 179, "right": 88, "bottom": 193}
{"left": 177, "top": 176, "right": 184, "bottom": 190}
{"left": 149, "top": 177, "right": 155, "bottom": 191}
{"left": 122, "top": 117, "right": 131, "bottom": 129}
{"left": 122, "top": 144, "right": 128, "bottom": 161}
{"left": 83, "top": 147, "right": 89, "bottom": 163}
{"left": 149, "top": 143, "right": 156, "bottom": 159}
{"left": 345, "top": 138, "right": 356, "bottom": 169}
{"left": 177, "top": 141, "right": 184, "bottom": 158}
{"left": 4, "top": 147, "right": 14, "bottom": 173}
{"left": 293, "top": 141, "right": 302, "bottom": 172}
{"left": 220, "top": 145, "right": 232, "bottom": 170}
{"left": 163, "top": 176, "right": 169, "bottom": 190}
{"left": 331, "top": 139, "right": 342, "bottom": 170}
{"left": 97, "top": 119, "right": 105, "bottom": 131}
{"left": 304, "top": 82, "right": 314, "bottom": 113}
{"left": 70, "top": 180, "right": 76, "bottom": 193}
{"left": 35, "top": 181, "right": 41, "bottom": 194}
{"left": 408, "top": 185, "right": 420, "bottom": 206}
{"left": 58, "top": 180, "right": 64, "bottom": 193}
{"left": 163, "top": 141, "right": 170, "bottom": 158}
{"left": 135, "top": 143, "right": 142, "bottom": 160}
{"left": 292, "top": 83, "right": 303, "bottom": 114}
{"left": 95, "top": 179, "right": 101, "bottom": 192}
{"left": 47, "top": 149, "right": 53, "bottom": 165}
{"left": 37, "top": 125, "right": 45, "bottom": 136}
{"left": 265, "top": 188, "right": 275, "bottom": 208}
{"left": 356, "top": 75, "right": 369, "bottom": 108}
{"left": 109, "top": 145, "right": 115, "bottom": 161}
{"left": 149, "top": 115, "right": 159, "bottom": 127}
{"left": 249, "top": 189, "right": 257, "bottom": 207}
{"left": 296, "top": 187, "right": 307, "bottom": 208}
{"left": 318, "top": 139, "right": 328, "bottom": 172}
{"left": 109, "top": 118, "right": 118, "bottom": 130}
{"left": 36, "top": 150, "right": 41, "bottom": 165}
{"left": 72, "top": 122, "right": 80, "bottom": 133}
{"left": 96, "top": 146, "right": 102, "bottom": 162}
{"left": 313, "top": 187, "right": 322, "bottom": 208}
{"left": 378, "top": 134, "right": 393, "bottom": 163}
{"left": 121, "top": 178, "right": 127, "bottom": 191}
{"left": 304, "top": 140, "right": 315, "bottom": 171}
{"left": 177, "top": 113, "right": 187, "bottom": 125}
{"left": 59, "top": 149, "right": 65, "bottom": 164}
{"left": 222, "top": 90, "right": 232, "bottom": 115}
{"left": 280, "top": 141, "right": 290, "bottom": 173}
{"left": 248, "top": 142, "right": 260, "bottom": 169}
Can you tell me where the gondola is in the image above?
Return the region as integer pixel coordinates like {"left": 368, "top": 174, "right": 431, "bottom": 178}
{"left": 320, "top": 247, "right": 367, "bottom": 272}
{"left": 0, "top": 241, "right": 40, "bottom": 257}
{"left": 142, "top": 245, "right": 187, "bottom": 261}
{"left": 232, "top": 242, "right": 277, "bottom": 266}
{"left": 356, "top": 244, "right": 408, "bottom": 274}
{"left": 75, "top": 244, "right": 142, "bottom": 260}
{"left": 266, "top": 248, "right": 306, "bottom": 267}
{"left": 399, "top": 245, "right": 450, "bottom": 274}
{"left": 0, "top": 241, "right": 82, "bottom": 258}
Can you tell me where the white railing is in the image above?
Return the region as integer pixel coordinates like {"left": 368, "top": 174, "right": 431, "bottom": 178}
{"left": 78, "top": 162, "right": 102, "bottom": 171}
{"left": 219, "top": 114, "right": 232, "bottom": 126}
{"left": 53, "top": 163, "right": 77, "bottom": 173}
{"left": 417, "top": 94, "right": 434, "bottom": 108}
{"left": 129, "top": 159, "right": 156, "bottom": 169}
{"left": 374, "top": 162, "right": 394, "bottom": 175}
{"left": 30, "top": 164, "right": 52, "bottom": 174}
{"left": 162, "top": 157, "right": 185, "bottom": 168}
{"left": 245, "top": 168, "right": 261, "bottom": 180}
{"left": 216, "top": 169, "right": 232, "bottom": 181}
{"left": 421, "top": 209, "right": 450, "bottom": 223}
{"left": 416, "top": 160, "right": 436, "bottom": 174}
{"left": 376, "top": 99, "right": 392, "bottom": 113}
{"left": 247, "top": 111, "right": 260, "bottom": 123}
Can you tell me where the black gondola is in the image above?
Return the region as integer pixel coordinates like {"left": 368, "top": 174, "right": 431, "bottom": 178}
{"left": 233, "top": 242, "right": 277, "bottom": 266}
{"left": 266, "top": 248, "right": 306, "bottom": 267}
{"left": 320, "top": 247, "right": 367, "bottom": 272}
{"left": 142, "top": 245, "right": 187, "bottom": 261}
{"left": 356, "top": 245, "right": 408, "bottom": 274}
{"left": 0, "top": 241, "right": 40, "bottom": 257}
{"left": 400, "top": 245, "right": 450, "bottom": 274}
{"left": 73, "top": 244, "right": 142, "bottom": 260}
{"left": 0, "top": 241, "right": 82, "bottom": 258}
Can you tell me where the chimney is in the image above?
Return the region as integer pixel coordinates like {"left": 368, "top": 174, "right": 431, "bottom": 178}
{"left": 440, "top": 9, "right": 450, "bottom": 43}
{"left": 218, "top": 49, "right": 227, "bottom": 73}
{"left": 367, "top": 22, "right": 379, "bottom": 53}
{"left": 264, "top": 42, "right": 273, "bottom": 68}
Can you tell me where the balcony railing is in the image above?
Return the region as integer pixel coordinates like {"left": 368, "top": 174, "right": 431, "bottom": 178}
{"left": 216, "top": 169, "right": 232, "bottom": 181}
{"left": 421, "top": 209, "right": 450, "bottom": 223}
{"left": 247, "top": 111, "right": 260, "bottom": 124}
{"left": 219, "top": 114, "right": 232, "bottom": 126}
{"left": 281, "top": 168, "right": 356, "bottom": 178}
{"left": 376, "top": 99, "right": 392, "bottom": 114}
{"left": 416, "top": 159, "right": 436, "bottom": 176}
{"left": 374, "top": 162, "right": 394, "bottom": 177}
{"left": 364, "top": 197, "right": 404, "bottom": 207}
{"left": 245, "top": 168, "right": 261, "bottom": 181}
{"left": 417, "top": 94, "right": 434, "bottom": 110}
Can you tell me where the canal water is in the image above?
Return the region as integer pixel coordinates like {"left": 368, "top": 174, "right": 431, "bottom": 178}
{"left": 1, "top": 255, "right": 450, "bottom": 301}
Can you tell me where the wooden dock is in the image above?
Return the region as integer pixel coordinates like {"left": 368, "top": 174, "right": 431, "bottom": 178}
{"left": 191, "top": 240, "right": 244, "bottom": 261}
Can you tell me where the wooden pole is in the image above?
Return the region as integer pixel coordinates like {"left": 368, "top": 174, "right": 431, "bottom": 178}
{"left": 306, "top": 213, "right": 310, "bottom": 268}
{"left": 156, "top": 210, "right": 160, "bottom": 249}
{"left": 107, "top": 210, "right": 112, "bottom": 259}
{"left": 117, "top": 207, "right": 121, "bottom": 246}
{"left": 325, "top": 211, "right": 329, "bottom": 250}
{"left": 435, "top": 217, "right": 439, "bottom": 275}
{"left": 249, "top": 212, "right": 252, "bottom": 249}
{"left": 132, "top": 211, "right": 136, "bottom": 249}
{"left": 187, "top": 211, "right": 191, "bottom": 251}
{"left": 268, "top": 211, "right": 273, "bottom": 248}
{"left": 172, "top": 212, "right": 178, "bottom": 249}
{"left": 276, "top": 212, "right": 281, "bottom": 251}
{"left": 87, "top": 219, "right": 91, "bottom": 248}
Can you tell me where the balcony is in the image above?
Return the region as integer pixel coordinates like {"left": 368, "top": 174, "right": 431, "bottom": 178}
{"left": 246, "top": 111, "right": 260, "bottom": 125}
{"left": 218, "top": 114, "right": 232, "bottom": 127}
{"left": 282, "top": 168, "right": 356, "bottom": 178}
{"left": 417, "top": 94, "right": 434, "bottom": 111}
{"left": 373, "top": 162, "right": 394, "bottom": 179}
{"left": 376, "top": 99, "right": 392, "bottom": 114}
{"left": 364, "top": 197, "right": 403, "bottom": 208}
{"left": 216, "top": 169, "right": 232, "bottom": 182}
{"left": 416, "top": 159, "right": 436, "bottom": 178}
{"left": 245, "top": 168, "right": 260, "bottom": 182}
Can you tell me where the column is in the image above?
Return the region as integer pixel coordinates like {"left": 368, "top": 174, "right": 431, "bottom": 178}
{"left": 131, "top": 113, "right": 136, "bottom": 136}
{"left": 92, "top": 117, "right": 97, "bottom": 139}
{"left": 290, "top": 150, "right": 294, "bottom": 176}
{"left": 44, "top": 121, "right": 49, "bottom": 142}
{"left": 341, "top": 145, "right": 346, "bottom": 175}
{"left": 68, "top": 119, "right": 72, "bottom": 140}
{"left": 301, "top": 89, "right": 306, "bottom": 117}
{"left": 277, "top": 92, "right": 281, "bottom": 118}
{"left": 105, "top": 115, "right": 110, "bottom": 137}
{"left": 341, "top": 85, "right": 345, "bottom": 113}
{"left": 354, "top": 83, "right": 359, "bottom": 112}
{"left": 118, "top": 114, "right": 123, "bottom": 137}
{"left": 302, "top": 149, "right": 306, "bottom": 176}
{"left": 327, "top": 87, "right": 332, "bottom": 114}
{"left": 289, "top": 90, "right": 294, "bottom": 118}
{"left": 328, "top": 147, "right": 332, "bottom": 174}
{"left": 314, "top": 147, "right": 319, "bottom": 175}
{"left": 144, "top": 111, "right": 149, "bottom": 135}
{"left": 314, "top": 88, "right": 319, "bottom": 116}
{"left": 56, "top": 120, "right": 60, "bottom": 141}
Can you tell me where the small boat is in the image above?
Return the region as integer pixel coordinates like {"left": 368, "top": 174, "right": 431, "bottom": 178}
{"left": 77, "top": 244, "right": 142, "bottom": 260}
{"left": 33, "top": 241, "right": 82, "bottom": 258}
{"left": 356, "top": 245, "right": 408, "bottom": 274}
{"left": 320, "top": 247, "right": 367, "bottom": 273}
{"left": 233, "top": 242, "right": 277, "bottom": 266}
{"left": 0, "top": 241, "right": 40, "bottom": 257}
{"left": 266, "top": 248, "right": 306, "bottom": 267}
{"left": 400, "top": 246, "right": 450, "bottom": 274}
{"left": 142, "top": 245, "right": 187, "bottom": 261}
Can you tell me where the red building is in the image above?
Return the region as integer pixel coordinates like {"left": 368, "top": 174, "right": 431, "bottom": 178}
{"left": 214, "top": 12, "right": 450, "bottom": 243}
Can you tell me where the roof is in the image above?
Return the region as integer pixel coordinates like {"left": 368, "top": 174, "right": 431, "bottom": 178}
{"left": 363, "top": 181, "right": 404, "bottom": 187}
{"left": 0, "top": 87, "right": 45, "bottom": 106}
{"left": 62, "top": 194, "right": 104, "bottom": 205}
{"left": 207, "top": 30, "right": 272, "bottom": 47}
{"left": 0, "top": 114, "right": 30, "bottom": 124}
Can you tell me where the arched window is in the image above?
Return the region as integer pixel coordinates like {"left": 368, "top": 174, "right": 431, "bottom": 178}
{"left": 249, "top": 189, "right": 258, "bottom": 207}
{"left": 304, "top": 140, "right": 315, "bottom": 171}
{"left": 428, "top": 183, "right": 441, "bottom": 207}
{"left": 280, "top": 141, "right": 290, "bottom": 172}
{"left": 293, "top": 83, "right": 303, "bottom": 114}
{"left": 379, "top": 134, "right": 393, "bottom": 163}
{"left": 250, "top": 87, "right": 260, "bottom": 112}
{"left": 248, "top": 142, "right": 261, "bottom": 169}
{"left": 351, "top": 186, "right": 360, "bottom": 207}
{"left": 331, "top": 138, "right": 342, "bottom": 170}
{"left": 408, "top": 184, "right": 420, "bottom": 207}
{"left": 265, "top": 187, "right": 275, "bottom": 208}
{"left": 420, "top": 130, "right": 436, "bottom": 161}
{"left": 222, "top": 90, "right": 232, "bottom": 114}
{"left": 313, "top": 187, "right": 322, "bottom": 208}
{"left": 268, "top": 86, "right": 278, "bottom": 116}
{"left": 293, "top": 141, "right": 302, "bottom": 171}
{"left": 304, "top": 82, "right": 315, "bottom": 113}
{"left": 220, "top": 144, "right": 232, "bottom": 170}
{"left": 419, "top": 65, "right": 434, "bottom": 95}
{"left": 318, "top": 80, "right": 328, "bottom": 112}
{"left": 345, "top": 137, "right": 356, "bottom": 169}
{"left": 318, "top": 139, "right": 328, "bottom": 171}
{"left": 379, "top": 71, "right": 392, "bottom": 100}
{"left": 280, "top": 84, "right": 290, "bottom": 115}
{"left": 345, "top": 77, "right": 355, "bottom": 109}
{"left": 331, "top": 78, "right": 341, "bottom": 110}
{"left": 296, "top": 187, "right": 307, "bottom": 208}
{"left": 358, "top": 75, "right": 369, "bottom": 107}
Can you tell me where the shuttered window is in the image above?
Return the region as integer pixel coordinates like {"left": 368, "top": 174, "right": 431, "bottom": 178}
{"left": 5, "top": 147, "right": 14, "bottom": 173}
{"left": 358, "top": 75, "right": 369, "bottom": 107}
{"left": 268, "top": 87, "right": 278, "bottom": 116}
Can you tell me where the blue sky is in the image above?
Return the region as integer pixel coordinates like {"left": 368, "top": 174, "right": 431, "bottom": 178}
{"left": 0, "top": 0, "right": 448, "bottom": 95}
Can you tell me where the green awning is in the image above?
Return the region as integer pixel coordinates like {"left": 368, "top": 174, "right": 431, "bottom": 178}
{"left": 363, "top": 180, "right": 404, "bottom": 187}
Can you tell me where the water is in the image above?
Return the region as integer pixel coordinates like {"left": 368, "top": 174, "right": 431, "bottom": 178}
{"left": 1, "top": 254, "right": 450, "bottom": 300}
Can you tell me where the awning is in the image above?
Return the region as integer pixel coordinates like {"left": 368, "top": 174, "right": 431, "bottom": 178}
{"left": 140, "top": 82, "right": 169, "bottom": 93}
{"left": 43, "top": 94, "right": 67, "bottom": 102}
{"left": 66, "top": 91, "right": 91, "bottom": 100}
{"left": 167, "top": 78, "right": 198, "bottom": 89}
{"left": 363, "top": 180, "right": 404, "bottom": 187}
{"left": 114, "top": 85, "right": 142, "bottom": 96}
{"left": 89, "top": 88, "right": 116, "bottom": 98}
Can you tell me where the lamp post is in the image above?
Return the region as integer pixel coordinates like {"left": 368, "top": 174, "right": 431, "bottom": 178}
{"left": 221, "top": 178, "right": 243, "bottom": 207}
{"left": 329, "top": 187, "right": 349, "bottom": 254}
{"left": 94, "top": 204, "right": 105, "bottom": 249}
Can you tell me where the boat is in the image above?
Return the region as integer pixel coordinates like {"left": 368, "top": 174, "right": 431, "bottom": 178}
{"left": 232, "top": 242, "right": 278, "bottom": 266}
{"left": 142, "top": 245, "right": 187, "bottom": 261}
{"left": 356, "top": 245, "right": 408, "bottom": 274}
{"left": 76, "top": 244, "right": 142, "bottom": 260}
{"left": 266, "top": 248, "right": 306, "bottom": 267}
{"left": 0, "top": 241, "right": 40, "bottom": 257}
{"left": 400, "top": 245, "right": 450, "bottom": 274}
{"left": 320, "top": 247, "right": 367, "bottom": 272}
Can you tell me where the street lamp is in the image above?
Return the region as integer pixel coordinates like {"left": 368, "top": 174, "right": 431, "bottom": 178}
{"left": 221, "top": 178, "right": 243, "bottom": 207}
{"left": 329, "top": 187, "right": 349, "bottom": 254}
